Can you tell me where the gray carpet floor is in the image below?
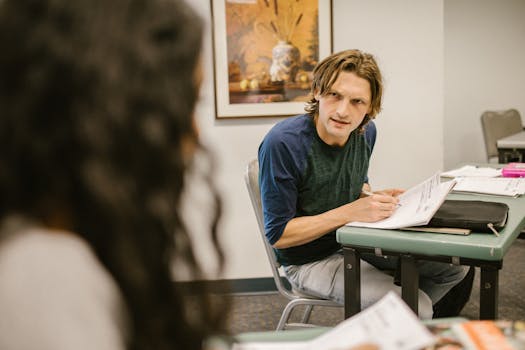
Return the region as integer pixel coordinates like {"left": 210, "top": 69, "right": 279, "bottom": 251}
{"left": 225, "top": 239, "right": 525, "bottom": 334}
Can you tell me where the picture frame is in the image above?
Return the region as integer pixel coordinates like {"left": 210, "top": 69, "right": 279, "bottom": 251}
{"left": 210, "top": 0, "right": 333, "bottom": 119}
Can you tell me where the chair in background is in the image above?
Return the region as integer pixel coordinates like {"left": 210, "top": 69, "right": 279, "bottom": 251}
{"left": 244, "top": 159, "right": 342, "bottom": 331}
{"left": 480, "top": 109, "right": 523, "bottom": 163}
{"left": 481, "top": 109, "right": 525, "bottom": 239}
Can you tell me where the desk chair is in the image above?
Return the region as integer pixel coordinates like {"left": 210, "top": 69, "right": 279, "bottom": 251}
{"left": 481, "top": 110, "right": 525, "bottom": 239}
{"left": 481, "top": 109, "right": 523, "bottom": 162}
{"left": 244, "top": 159, "right": 342, "bottom": 330}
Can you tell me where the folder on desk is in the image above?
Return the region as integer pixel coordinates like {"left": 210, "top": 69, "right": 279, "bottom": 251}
{"left": 421, "top": 200, "right": 508, "bottom": 234}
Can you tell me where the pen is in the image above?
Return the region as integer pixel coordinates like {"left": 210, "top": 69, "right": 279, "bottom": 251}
{"left": 487, "top": 223, "right": 500, "bottom": 237}
{"left": 362, "top": 189, "right": 402, "bottom": 207}
{"left": 361, "top": 190, "right": 374, "bottom": 197}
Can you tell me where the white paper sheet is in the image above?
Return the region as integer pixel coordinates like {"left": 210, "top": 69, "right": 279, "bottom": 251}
{"left": 440, "top": 165, "right": 502, "bottom": 178}
{"left": 232, "top": 342, "right": 306, "bottom": 350}
{"left": 346, "top": 174, "right": 456, "bottom": 229}
{"left": 453, "top": 177, "right": 525, "bottom": 197}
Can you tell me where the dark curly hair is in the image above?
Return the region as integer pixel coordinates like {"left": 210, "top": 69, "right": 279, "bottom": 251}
{"left": 0, "top": 0, "right": 228, "bottom": 349}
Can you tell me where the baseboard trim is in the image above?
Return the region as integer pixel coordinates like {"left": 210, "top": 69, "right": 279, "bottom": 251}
{"left": 176, "top": 277, "right": 291, "bottom": 294}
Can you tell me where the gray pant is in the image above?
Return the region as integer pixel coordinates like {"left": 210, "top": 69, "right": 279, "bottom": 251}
{"left": 283, "top": 250, "right": 468, "bottom": 320}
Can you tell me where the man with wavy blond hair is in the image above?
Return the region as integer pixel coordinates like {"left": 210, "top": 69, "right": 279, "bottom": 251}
{"left": 258, "top": 49, "right": 469, "bottom": 319}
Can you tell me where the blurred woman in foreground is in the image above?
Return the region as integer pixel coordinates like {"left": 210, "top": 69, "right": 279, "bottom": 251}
{"left": 0, "top": 0, "right": 227, "bottom": 349}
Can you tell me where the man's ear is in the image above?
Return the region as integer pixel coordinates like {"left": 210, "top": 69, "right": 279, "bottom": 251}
{"left": 313, "top": 89, "right": 321, "bottom": 101}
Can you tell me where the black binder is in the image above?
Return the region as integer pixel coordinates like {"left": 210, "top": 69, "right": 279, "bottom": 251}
{"left": 426, "top": 200, "right": 509, "bottom": 234}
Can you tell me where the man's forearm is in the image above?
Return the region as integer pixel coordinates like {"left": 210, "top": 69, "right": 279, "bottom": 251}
{"left": 273, "top": 205, "right": 351, "bottom": 249}
{"left": 273, "top": 189, "right": 400, "bottom": 249}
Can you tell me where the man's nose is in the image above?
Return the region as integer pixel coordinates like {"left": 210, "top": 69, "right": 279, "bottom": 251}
{"left": 336, "top": 98, "right": 350, "bottom": 116}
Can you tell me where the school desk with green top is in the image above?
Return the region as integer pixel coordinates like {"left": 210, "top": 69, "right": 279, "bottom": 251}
{"left": 232, "top": 318, "right": 464, "bottom": 342}
{"left": 336, "top": 191, "right": 525, "bottom": 320}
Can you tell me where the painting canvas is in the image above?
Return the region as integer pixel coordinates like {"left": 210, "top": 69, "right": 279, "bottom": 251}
{"left": 211, "top": 0, "right": 332, "bottom": 118}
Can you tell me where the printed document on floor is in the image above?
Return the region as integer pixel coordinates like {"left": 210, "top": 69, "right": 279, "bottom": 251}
{"left": 231, "top": 292, "right": 436, "bottom": 350}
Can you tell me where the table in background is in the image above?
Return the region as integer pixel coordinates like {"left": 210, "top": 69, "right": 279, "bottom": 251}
{"left": 497, "top": 130, "right": 525, "bottom": 163}
{"left": 336, "top": 191, "right": 525, "bottom": 320}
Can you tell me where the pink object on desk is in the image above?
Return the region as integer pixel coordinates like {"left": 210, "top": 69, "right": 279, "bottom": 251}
{"left": 502, "top": 162, "right": 525, "bottom": 177}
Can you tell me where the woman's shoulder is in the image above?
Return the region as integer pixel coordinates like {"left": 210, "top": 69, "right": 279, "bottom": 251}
{"left": 0, "top": 220, "right": 128, "bottom": 350}
{"left": 0, "top": 223, "right": 110, "bottom": 289}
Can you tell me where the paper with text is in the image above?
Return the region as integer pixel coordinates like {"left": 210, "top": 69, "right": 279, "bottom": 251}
{"left": 453, "top": 177, "right": 525, "bottom": 197}
{"left": 232, "top": 292, "right": 436, "bottom": 350}
{"left": 346, "top": 174, "right": 456, "bottom": 229}
{"left": 441, "top": 165, "right": 502, "bottom": 178}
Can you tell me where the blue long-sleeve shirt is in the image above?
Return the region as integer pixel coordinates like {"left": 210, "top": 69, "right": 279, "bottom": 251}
{"left": 258, "top": 114, "right": 376, "bottom": 266}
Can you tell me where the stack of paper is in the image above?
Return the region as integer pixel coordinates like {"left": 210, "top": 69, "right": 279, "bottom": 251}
{"left": 441, "top": 165, "right": 502, "bottom": 178}
{"left": 453, "top": 177, "right": 525, "bottom": 197}
{"left": 346, "top": 174, "right": 456, "bottom": 230}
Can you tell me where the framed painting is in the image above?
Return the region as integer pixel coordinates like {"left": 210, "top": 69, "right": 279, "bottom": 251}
{"left": 211, "top": 0, "right": 333, "bottom": 119}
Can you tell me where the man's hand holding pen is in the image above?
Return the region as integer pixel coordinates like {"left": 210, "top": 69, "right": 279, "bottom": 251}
{"left": 344, "top": 187, "right": 404, "bottom": 223}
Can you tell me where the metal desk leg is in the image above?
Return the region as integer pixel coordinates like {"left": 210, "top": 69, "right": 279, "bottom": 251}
{"left": 343, "top": 246, "right": 361, "bottom": 319}
{"left": 400, "top": 254, "right": 419, "bottom": 315}
{"left": 480, "top": 265, "right": 499, "bottom": 319}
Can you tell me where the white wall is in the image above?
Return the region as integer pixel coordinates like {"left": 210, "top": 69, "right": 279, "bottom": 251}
{"left": 332, "top": 0, "right": 445, "bottom": 189}
{"left": 189, "top": 0, "right": 446, "bottom": 280}
{"left": 444, "top": 0, "right": 525, "bottom": 169}
{"left": 184, "top": 0, "right": 525, "bottom": 281}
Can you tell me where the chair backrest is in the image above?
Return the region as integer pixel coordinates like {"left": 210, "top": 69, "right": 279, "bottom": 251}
{"left": 481, "top": 109, "right": 523, "bottom": 161}
{"left": 244, "top": 159, "right": 296, "bottom": 299}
